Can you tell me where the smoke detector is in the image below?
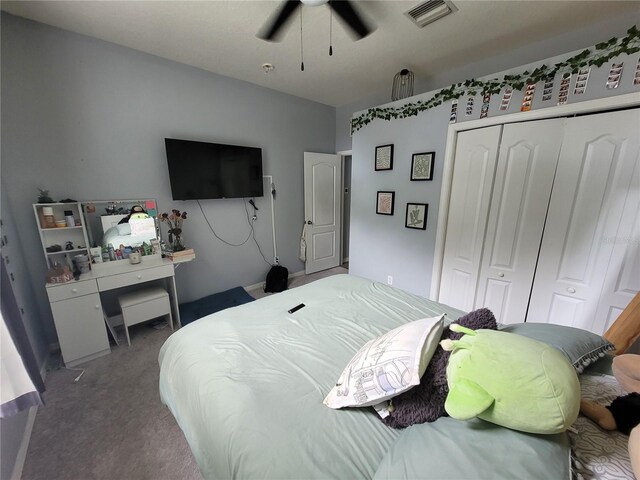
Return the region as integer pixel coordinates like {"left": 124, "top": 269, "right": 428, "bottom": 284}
{"left": 405, "top": 0, "right": 457, "bottom": 28}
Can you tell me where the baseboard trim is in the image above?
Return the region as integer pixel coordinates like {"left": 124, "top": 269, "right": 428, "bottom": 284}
{"left": 244, "top": 269, "right": 305, "bottom": 292}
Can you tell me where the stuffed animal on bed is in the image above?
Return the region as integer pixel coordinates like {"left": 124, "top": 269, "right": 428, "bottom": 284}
{"left": 441, "top": 325, "right": 580, "bottom": 434}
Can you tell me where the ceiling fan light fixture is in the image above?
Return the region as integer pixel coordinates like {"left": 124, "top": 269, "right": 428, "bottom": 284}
{"left": 257, "top": 0, "right": 373, "bottom": 42}
{"left": 300, "top": 0, "right": 328, "bottom": 6}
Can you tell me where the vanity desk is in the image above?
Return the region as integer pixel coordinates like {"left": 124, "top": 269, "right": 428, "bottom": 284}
{"left": 36, "top": 199, "right": 185, "bottom": 367}
{"left": 46, "top": 256, "right": 181, "bottom": 367}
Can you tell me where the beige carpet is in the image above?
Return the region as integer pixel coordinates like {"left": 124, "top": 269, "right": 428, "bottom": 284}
{"left": 22, "top": 266, "right": 348, "bottom": 480}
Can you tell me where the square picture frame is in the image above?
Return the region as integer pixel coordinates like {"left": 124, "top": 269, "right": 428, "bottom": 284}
{"left": 410, "top": 152, "right": 435, "bottom": 181}
{"left": 375, "top": 144, "right": 394, "bottom": 171}
{"left": 376, "top": 191, "right": 395, "bottom": 215}
{"left": 405, "top": 203, "right": 428, "bottom": 230}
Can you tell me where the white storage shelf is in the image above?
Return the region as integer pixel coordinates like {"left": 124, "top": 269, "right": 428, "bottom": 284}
{"left": 33, "top": 203, "right": 90, "bottom": 268}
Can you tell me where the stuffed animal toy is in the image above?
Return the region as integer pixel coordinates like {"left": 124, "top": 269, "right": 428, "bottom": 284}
{"left": 118, "top": 206, "right": 148, "bottom": 224}
{"left": 441, "top": 324, "right": 580, "bottom": 434}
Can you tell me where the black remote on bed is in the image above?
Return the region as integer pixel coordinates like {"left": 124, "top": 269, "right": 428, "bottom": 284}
{"left": 288, "top": 303, "right": 305, "bottom": 314}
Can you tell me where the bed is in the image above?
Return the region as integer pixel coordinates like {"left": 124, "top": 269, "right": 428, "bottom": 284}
{"left": 159, "top": 274, "right": 577, "bottom": 479}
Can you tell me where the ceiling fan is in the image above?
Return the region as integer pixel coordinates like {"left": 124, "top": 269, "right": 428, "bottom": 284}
{"left": 257, "top": 0, "right": 374, "bottom": 42}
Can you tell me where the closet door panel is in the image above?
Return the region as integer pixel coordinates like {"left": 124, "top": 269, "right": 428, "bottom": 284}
{"left": 439, "top": 125, "right": 502, "bottom": 311}
{"left": 528, "top": 109, "right": 640, "bottom": 334}
{"left": 594, "top": 160, "right": 640, "bottom": 332}
{"left": 475, "top": 119, "right": 564, "bottom": 324}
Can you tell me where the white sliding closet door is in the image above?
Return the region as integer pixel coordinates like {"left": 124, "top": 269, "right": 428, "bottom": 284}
{"left": 439, "top": 125, "right": 502, "bottom": 311}
{"left": 527, "top": 109, "right": 640, "bottom": 334}
{"left": 475, "top": 119, "right": 564, "bottom": 324}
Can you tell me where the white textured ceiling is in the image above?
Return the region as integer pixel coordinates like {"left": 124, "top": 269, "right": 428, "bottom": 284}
{"left": 2, "top": 0, "right": 638, "bottom": 106}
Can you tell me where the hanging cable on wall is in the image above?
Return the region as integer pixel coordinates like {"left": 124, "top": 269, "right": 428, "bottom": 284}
{"left": 243, "top": 199, "right": 272, "bottom": 267}
{"left": 300, "top": 7, "right": 305, "bottom": 71}
{"left": 197, "top": 200, "right": 272, "bottom": 266}
{"left": 328, "top": 1, "right": 333, "bottom": 56}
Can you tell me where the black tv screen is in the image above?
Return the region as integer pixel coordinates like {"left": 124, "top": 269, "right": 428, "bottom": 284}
{"left": 165, "top": 138, "right": 264, "bottom": 200}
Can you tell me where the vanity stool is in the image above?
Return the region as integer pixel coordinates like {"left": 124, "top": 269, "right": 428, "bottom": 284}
{"left": 118, "top": 287, "right": 173, "bottom": 346}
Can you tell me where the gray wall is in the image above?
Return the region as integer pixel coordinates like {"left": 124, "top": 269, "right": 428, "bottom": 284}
{"left": 350, "top": 103, "right": 450, "bottom": 296}
{"left": 1, "top": 13, "right": 335, "bottom": 345}
{"left": 342, "top": 156, "right": 352, "bottom": 261}
{"left": 349, "top": 39, "right": 639, "bottom": 297}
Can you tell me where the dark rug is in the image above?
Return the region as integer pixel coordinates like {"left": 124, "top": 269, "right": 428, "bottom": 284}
{"left": 179, "top": 286, "right": 255, "bottom": 326}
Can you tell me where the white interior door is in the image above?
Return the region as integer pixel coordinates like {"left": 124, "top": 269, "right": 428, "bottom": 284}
{"left": 475, "top": 119, "right": 564, "bottom": 324}
{"left": 527, "top": 109, "right": 640, "bottom": 334}
{"left": 439, "top": 125, "right": 502, "bottom": 311}
{"left": 304, "top": 152, "right": 341, "bottom": 274}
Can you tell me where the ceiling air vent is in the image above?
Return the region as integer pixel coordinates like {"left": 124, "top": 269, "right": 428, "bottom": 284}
{"left": 405, "top": 0, "right": 457, "bottom": 28}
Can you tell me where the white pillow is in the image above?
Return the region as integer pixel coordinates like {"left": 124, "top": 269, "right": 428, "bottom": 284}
{"left": 129, "top": 217, "right": 155, "bottom": 237}
{"left": 323, "top": 314, "right": 444, "bottom": 409}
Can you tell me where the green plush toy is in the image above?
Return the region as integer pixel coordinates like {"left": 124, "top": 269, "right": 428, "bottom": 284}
{"left": 441, "top": 324, "right": 580, "bottom": 434}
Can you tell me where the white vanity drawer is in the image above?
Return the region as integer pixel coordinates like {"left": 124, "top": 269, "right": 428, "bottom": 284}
{"left": 97, "top": 264, "right": 174, "bottom": 291}
{"left": 47, "top": 279, "right": 99, "bottom": 303}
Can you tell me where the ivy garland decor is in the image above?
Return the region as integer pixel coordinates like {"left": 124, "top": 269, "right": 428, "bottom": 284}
{"left": 351, "top": 25, "right": 640, "bottom": 134}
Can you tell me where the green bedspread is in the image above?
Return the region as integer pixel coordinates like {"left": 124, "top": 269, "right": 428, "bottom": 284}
{"left": 159, "top": 274, "right": 571, "bottom": 479}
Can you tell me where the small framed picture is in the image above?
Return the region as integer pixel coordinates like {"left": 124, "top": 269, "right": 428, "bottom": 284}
{"left": 410, "top": 152, "right": 435, "bottom": 181}
{"left": 375, "top": 144, "right": 394, "bottom": 171}
{"left": 376, "top": 191, "right": 395, "bottom": 215}
{"left": 405, "top": 203, "right": 428, "bottom": 230}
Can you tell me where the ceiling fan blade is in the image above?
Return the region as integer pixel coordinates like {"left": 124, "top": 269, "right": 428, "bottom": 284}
{"left": 257, "top": 0, "right": 301, "bottom": 42}
{"left": 329, "top": 1, "right": 373, "bottom": 40}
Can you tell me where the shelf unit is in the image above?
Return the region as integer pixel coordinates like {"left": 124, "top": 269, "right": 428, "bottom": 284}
{"left": 33, "top": 202, "right": 91, "bottom": 269}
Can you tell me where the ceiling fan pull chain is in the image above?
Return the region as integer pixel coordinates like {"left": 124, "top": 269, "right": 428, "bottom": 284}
{"left": 329, "top": 1, "right": 333, "bottom": 56}
{"left": 300, "top": 6, "right": 305, "bottom": 71}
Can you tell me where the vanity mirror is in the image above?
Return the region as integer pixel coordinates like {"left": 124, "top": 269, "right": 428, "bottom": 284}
{"left": 81, "top": 199, "right": 161, "bottom": 263}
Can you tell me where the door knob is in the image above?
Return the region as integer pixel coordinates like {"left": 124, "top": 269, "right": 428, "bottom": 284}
{"left": 567, "top": 287, "right": 576, "bottom": 294}
{"left": 306, "top": 220, "right": 313, "bottom": 225}
{"left": 497, "top": 272, "right": 504, "bottom": 278}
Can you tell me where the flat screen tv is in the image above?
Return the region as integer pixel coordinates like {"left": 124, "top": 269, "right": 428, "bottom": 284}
{"left": 165, "top": 138, "right": 263, "bottom": 200}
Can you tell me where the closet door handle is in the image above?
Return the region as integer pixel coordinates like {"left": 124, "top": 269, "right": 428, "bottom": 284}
{"left": 137, "top": 275, "right": 142, "bottom": 279}
{"left": 567, "top": 287, "right": 576, "bottom": 294}
{"left": 95, "top": 305, "right": 100, "bottom": 310}
{"left": 71, "top": 288, "right": 78, "bottom": 293}
{"left": 497, "top": 272, "right": 504, "bottom": 278}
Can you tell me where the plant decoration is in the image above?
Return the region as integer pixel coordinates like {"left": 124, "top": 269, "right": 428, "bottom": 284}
{"left": 159, "top": 209, "right": 187, "bottom": 252}
{"left": 37, "top": 188, "right": 54, "bottom": 203}
{"left": 351, "top": 25, "right": 640, "bottom": 134}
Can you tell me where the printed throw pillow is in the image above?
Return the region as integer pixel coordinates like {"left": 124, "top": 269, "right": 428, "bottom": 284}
{"left": 323, "top": 315, "right": 444, "bottom": 409}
